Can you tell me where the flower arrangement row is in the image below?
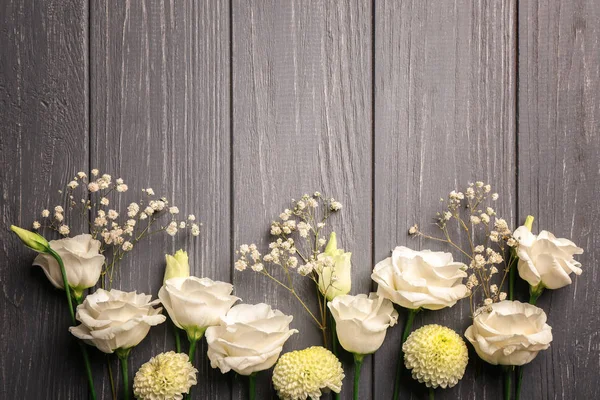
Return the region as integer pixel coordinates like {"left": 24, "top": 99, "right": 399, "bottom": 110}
{"left": 11, "top": 172, "right": 582, "bottom": 400}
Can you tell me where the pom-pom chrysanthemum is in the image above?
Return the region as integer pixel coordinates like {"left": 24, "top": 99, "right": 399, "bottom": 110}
{"left": 133, "top": 351, "right": 198, "bottom": 400}
{"left": 272, "top": 346, "right": 344, "bottom": 400}
{"left": 403, "top": 324, "right": 468, "bottom": 389}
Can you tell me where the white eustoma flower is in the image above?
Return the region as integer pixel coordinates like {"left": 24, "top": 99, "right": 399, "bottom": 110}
{"left": 328, "top": 293, "right": 398, "bottom": 355}
{"left": 158, "top": 277, "right": 239, "bottom": 340}
{"left": 371, "top": 246, "right": 467, "bottom": 310}
{"left": 163, "top": 250, "right": 190, "bottom": 284}
{"left": 464, "top": 300, "right": 553, "bottom": 366}
{"left": 206, "top": 303, "right": 297, "bottom": 375}
{"left": 69, "top": 289, "right": 166, "bottom": 354}
{"left": 513, "top": 226, "right": 583, "bottom": 290}
{"left": 32, "top": 234, "right": 104, "bottom": 298}
{"left": 317, "top": 233, "right": 352, "bottom": 301}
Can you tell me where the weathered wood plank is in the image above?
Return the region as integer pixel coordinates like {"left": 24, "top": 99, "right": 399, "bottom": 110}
{"left": 517, "top": 1, "right": 600, "bottom": 399}
{"left": 374, "top": 1, "right": 517, "bottom": 399}
{"left": 90, "top": 0, "right": 230, "bottom": 398}
{"left": 0, "top": 0, "right": 89, "bottom": 399}
{"left": 232, "top": 0, "right": 372, "bottom": 398}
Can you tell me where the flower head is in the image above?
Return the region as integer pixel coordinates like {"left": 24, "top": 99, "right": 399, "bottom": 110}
{"left": 133, "top": 351, "right": 197, "bottom": 400}
{"left": 403, "top": 324, "right": 468, "bottom": 389}
{"left": 272, "top": 346, "right": 344, "bottom": 400}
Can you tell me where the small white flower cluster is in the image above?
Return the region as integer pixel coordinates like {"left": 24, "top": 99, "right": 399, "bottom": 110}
{"left": 236, "top": 192, "right": 342, "bottom": 279}
{"left": 234, "top": 192, "right": 342, "bottom": 331}
{"left": 410, "top": 181, "right": 516, "bottom": 314}
{"left": 32, "top": 169, "right": 201, "bottom": 288}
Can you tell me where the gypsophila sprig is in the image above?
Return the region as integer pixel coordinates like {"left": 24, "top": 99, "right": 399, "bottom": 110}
{"left": 235, "top": 192, "right": 343, "bottom": 345}
{"left": 409, "top": 181, "right": 516, "bottom": 315}
{"left": 33, "top": 169, "right": 201, "bottom": 288}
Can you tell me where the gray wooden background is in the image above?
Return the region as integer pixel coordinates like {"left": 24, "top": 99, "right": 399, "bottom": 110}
{"left": 1, "top": 0, "right": 598, "bottom": 399}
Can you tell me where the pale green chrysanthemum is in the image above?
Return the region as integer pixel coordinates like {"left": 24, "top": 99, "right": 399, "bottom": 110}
{"left": 403, "top": 324, "right": 468, "bottom": 389}
{"left": 133, "top": 351, "right": 198, "bottom": 400}
{"left": 272, "top": 346, "right": 344, "bottom": 400}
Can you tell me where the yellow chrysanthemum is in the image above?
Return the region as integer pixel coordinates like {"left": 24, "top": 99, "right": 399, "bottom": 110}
{"left": 133, "top": 351, "right": 198, "bottom": 400}
{"left": 272, "top": 346, "right": 344, "bottom": 400}
{"left": 403, "top": 324, "right": 468, "bottom": 389}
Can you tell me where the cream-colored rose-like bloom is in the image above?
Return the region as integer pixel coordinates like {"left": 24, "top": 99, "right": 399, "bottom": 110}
{"left": 513, "top": 226, "right": 583, "bottom": 290}
{"left": 371, "top": 246, "right": 467, "bottom": 310}
{"left": 70, "top": 289, "right": 166, "bottom": 354}
{"left": 328, "top": 293, "right": 398, "bottom": 355}
{"left": 317, "top": 233, "right": 352, "bottom": 301}
{"left": 158, "top": 277, "right": 239, "bottom": 340}
{"left": 464, "top": 300, "right": 553, "bottom": 366}
{"left": 32, "top": 234, "right": 104, "bottom": 297}
{"left": 133, "top": 351, "right": 197, "bottom": 400}
{"left": 206, "top": 303, "right": 297, "bottom": 375}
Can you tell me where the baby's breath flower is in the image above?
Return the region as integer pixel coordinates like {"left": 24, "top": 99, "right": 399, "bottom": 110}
{"left": 127, "top": 202, "right": 139, "bottom": 217}
{"left": 330, "top": 201, "right": 342, "bottom": 211}
{"left": 88, "top": 182, "right": 99, "bottom": 192}
{"left": 187, "top": 214, "right": 196, "bottom": 221}
{"left": 491, "top": 193, "right": 499, "bottom": 201}
{"left": 133, "top": 351, "right": 197, "bottom": 400}
{"left": 234, "top": 260, "right": 247, "bottom": 272}
{"left": 54, "top": 206, "right": 64, "bottom": 213}
{"left": 32, "top": 221, "right": 41, "bottom": 229}
{"left": 77, "top": 171, "right": 87, "bottom": 179}
{"left": 403, "top": 325, "right": 468, "bottom": 389}
{"left": 166, "top": 222, "right": 178, "bottom": 236}
{"left": 251, "top": 263, "right": 264, "bottom": 272}
{"left": 146, "top": 188, "right": 155, "bottom": 196}
{"left": 91, "top": 169, "right": 99, "bottom": 176}
{"left": 470, "top": 215, "right": 481, "bottom": 225}
{"left": 272, "top": 346, "right": 344, "bottom": 400}
{"left": 58, "top": 225, "right": 70, "bottom": 236}
{"left": 126, "top": 219, "right": 136, "bottom": 227}
{"left": 408, "top": 224, "right": 418, "bottom": 235}
{"left": 144, "top": 207, "right": 154, "bottom": 216}
{"left": 139, "top": 212, "right": 148, "bottom": 220}
{"left": 100, "top": 197, "right": 109, "bottom": 206}
{"left": 169, "top": 206, "right": 179, "bottom": 215}
{"left": 499, "top": 292, "right": 507, "bottom": 300}
{"left": 191, "top": 224, "right": 200, "bottom": 236}
{"left": 122, "top": 242, "right": 133, "bottom": 252}
{"left": 179, "top": 221, "right": 186, "bottom": 229}
{"left": 116, "top": 184, "right": 128, "bottom": 192}
{"left": 41, "top": 209, "right": 50, "bottom": 218}
{"left": 67, "top": 181, "right": 78, "bottom": 189}
{"left": 54, "top": 213, "right": 64, "bottom": 222}
{"left": 107, "top": 210, "right": 119, "bottom": 220}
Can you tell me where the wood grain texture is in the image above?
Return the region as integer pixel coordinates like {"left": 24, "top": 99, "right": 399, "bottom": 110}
{"left": 517, "top": 1, "right": 600, "bottom": 399}
{"left": 0, "top": 0, "right": 89, "bottom": 399}
{"left": 90, "top": 0, "right": 230, "bottom": 398}
{"left": 373, "top": 1, "right": 517, "bottom": 399}
{"left": 232, "top": 0, "right": 372, "bottom": 398}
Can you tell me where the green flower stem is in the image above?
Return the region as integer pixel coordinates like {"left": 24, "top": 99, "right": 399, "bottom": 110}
{"left": 429, "top": 387, "right": 435, "bottom": 400}
{"left": 48, "top": 248, "right": 97, "bottom": 400}
{"left": 504, "top": 366, "right": 512, "bottom": 400}
{"left": 117, "top": 350, "right": 131, "bottom": 400}
{"left": 249, "top": 373, "right": 257, "bottom": 400}
{"left": 48, "top": 248, "right": 76, "bottom": 325}
{"left": 188, "top": 339, "right": 197, "bottom": 363}
{"left": 515, "top": 367, "right": 523, "bottom": 400}
{"left": 171, "top": 321, "right": 181, "bottom": 353}
{"left": 353, "top": 354, "right": 364, "bottom": 400}
{"left": 509, "top": 252, "right": 516, "bottom": 301}
{"left": 529, "top": 284, "right": 544, "bottom": 305}
{"left": 329, "top": 312, "right": 340, "bottom": 400}
{"left": 393, "top": 308, "right": 419, "bottom": 400}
